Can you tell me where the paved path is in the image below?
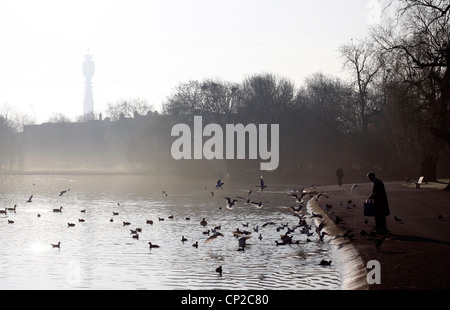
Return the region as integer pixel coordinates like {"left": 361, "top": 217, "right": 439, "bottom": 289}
{"left": 313, "top": 181, "right": 450, "bottom": 290}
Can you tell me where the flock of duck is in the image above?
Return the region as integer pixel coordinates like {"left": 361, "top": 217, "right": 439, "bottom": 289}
{"left": 1, "top": 175, "right": 338, "bottom": 277}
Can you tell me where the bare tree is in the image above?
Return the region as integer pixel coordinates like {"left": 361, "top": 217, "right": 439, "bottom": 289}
{"left": 106, "top": 97, "right": 154, "bottom": 121}
{"left": 372, "top": 0, "right": 450, "bottom": 184}
{"left": 339, "top": 38, "right": 386, "bottom": 140}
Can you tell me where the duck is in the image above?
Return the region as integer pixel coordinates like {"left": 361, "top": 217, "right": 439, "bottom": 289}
{"left": 78, "top": 219, "right": 85, "bottom": 222}
{"left": 158, "top": 217, "right": 165, "bottom": 221}
{"left": 67, "top": 223, "right": 75, "bottom": 227}
{"left": 132, "top": 234, "right": 139, "bottom": 239}
{"left": 146, "top": 219, "right": 153, "bottom": 224}
{"left": 53, "top": 207, "right": 63, "bottom": 212}
{"left": 192, "top": 241, "right": 199, "bottom": 248}
{"left": 319, "top": 259, "right": 332, "bottom": 266}
{"left": 168, "top": 215, "right": 174, "bottom": 219}
{"left": 123, "top": 221, "right": 131, "bottom": 226}
{"left": 0, "top": 208, "right": 7, "bottom": 214}
{"left": 8, "top": 220, "right": 14, "bottom": 224}
{"left": 200, "top": 218, "right": 207, "bottom": 226}
{"left": 50, "top": 242, "right": 61, "bottom": 248}
{"left": 216, "top": 266, "right": 223, "bottom": 276}
{"left": 112, "top": 212, "right": 119, "bottom": 216}
{"left": 110, "top": 218, "right": 114, "bottom": 222}
{"left": 148, "top": 242, "right": 160, "bottom": 248}
{"left": 7, "top": 205, "right": 17, "bottom": 212}
{"left": 80, "top": 209, "right": 86, "bottom": 213}
{"left": 181, "top": 236, "right": 188, "bottom": 242}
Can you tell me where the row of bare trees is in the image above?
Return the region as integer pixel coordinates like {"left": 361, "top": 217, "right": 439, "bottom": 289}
{"left": 161, "top": 0, "right": 450, "bottom": 184}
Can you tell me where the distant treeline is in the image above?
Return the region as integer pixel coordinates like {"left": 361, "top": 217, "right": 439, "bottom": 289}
{"left": 1, "top": 1, "right": 449, "bottom": 187}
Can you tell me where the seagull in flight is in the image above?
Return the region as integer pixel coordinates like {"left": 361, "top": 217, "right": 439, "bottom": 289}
{"left": 236, "top": 189, "right": 252, "bottom": 204}
{"left": 215, "top": 177, "right": 224, "bottom": 189}
{"left": 225, "top": 197, "right": 238, "bottom": 210}
{"left": 238, "top": 236, "right": 251, "bottom": 251}
{"left": 287, "top": 192, "right": 307, "bottom": 204}
{"left": 250, "top": 201, "right": 267, "bottom": 209}
{"left": 350, "top": 184, "right": 358, "bottom": 197}
{"left": 59, "top": 189, "right": 70, "bottom": 196}
{"left": 256, "top": 176, "right": 267, "bottom": 191}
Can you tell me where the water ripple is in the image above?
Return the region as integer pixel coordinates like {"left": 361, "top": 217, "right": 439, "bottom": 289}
{"left": 0, "top": 174, "right": 341, "bottom": 290}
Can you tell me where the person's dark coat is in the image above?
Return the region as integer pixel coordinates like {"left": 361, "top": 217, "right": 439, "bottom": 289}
{"left": 369, "top": 178, "right": 390, "bottom": 217}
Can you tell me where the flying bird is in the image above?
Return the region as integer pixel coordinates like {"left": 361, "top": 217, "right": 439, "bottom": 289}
{"left": 215, "top": 177, "right": 224, "bottom": 189}
{"left": 238, "top": 236, "right": 251, "bottom": 251}
{"left": 225, "top": 197, "right": 238, "bottom": 210}
{"left": 350, "top": 184, "right": 358, "bottom": 196}
{"left": 250, "top": 201, "right": 267, "bottom": 209}
{"left": 256, "top": 176, "right": 267, "bottom": 191}
{"left": 205, "top": 232, "right": 224, "bottom": 243}
{"left": 59, "top": 189, "right": 70, "bottom": 197}
{"left": 236, "top": 189, "right": 252, "bottom": 204}
{"left": 287, "top": 192, "right": 307, "bottom": 204}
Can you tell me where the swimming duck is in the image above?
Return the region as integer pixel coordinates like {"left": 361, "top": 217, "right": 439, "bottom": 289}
{"left": 146, "top": 219, "right": 153, "bottom": 224}
{"left": 200, "top": 218, "right": 207, "bottom": 226}
{"left": 67, "top": 223, "right": 75, "bottom": 227}
{"left": 123, "top": 221, "right": 131, "bottom": 226}
{"left": 192, "top": 241, "right": 199, "bottom": 248}
{"left": 216, "top": 266, "right": 223, "bottom": 276}
{"left": 51, "top": 242, "right": 61, "bottom": 248}
{"left": 53, "top": 207, "right": 63, "bottom": 212}
{"left": 148, "top": 242, "right": 160, "bottom": 248}
{"left": 181, "top": 236, "right": 188, "bottom": 242}
{"left": 319, "top": 259, "right": 332, "bottom": 266}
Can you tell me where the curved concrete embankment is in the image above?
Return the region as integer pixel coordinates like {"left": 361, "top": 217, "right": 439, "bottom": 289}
{"left": 307, "top": 198, "right": 369, "bottom": 290}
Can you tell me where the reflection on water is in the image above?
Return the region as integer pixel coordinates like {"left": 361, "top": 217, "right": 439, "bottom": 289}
{"left": 0, "top": 174, "right": 340, "bottom": 289}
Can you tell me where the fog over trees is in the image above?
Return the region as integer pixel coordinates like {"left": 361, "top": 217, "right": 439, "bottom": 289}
{"left": 1, "top": 0, "right": 449, "bottom": 187}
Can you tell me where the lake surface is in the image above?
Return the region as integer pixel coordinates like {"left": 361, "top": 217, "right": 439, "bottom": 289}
{"left": 0, "top": 174, "right": 340, "bottom": 289}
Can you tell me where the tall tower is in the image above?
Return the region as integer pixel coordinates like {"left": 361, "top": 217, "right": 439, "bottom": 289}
{"left": 82, "top": 51, "right": 95, "bottom": 115}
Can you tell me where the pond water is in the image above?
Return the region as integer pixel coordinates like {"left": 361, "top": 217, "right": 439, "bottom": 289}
{"left": 0, "top": 174, "right": 340, "bottom": 290}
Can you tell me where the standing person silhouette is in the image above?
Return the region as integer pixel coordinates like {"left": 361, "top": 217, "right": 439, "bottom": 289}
{"left": 367, "top": 171, "right": 390, "bottom": 234}
{"left": 336, "top": 166, "right": 344, "bottom": 186}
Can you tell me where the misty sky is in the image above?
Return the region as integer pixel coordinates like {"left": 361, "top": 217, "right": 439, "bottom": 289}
{"left": 0, "top": 0, "right": 380, "bottom": 123}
